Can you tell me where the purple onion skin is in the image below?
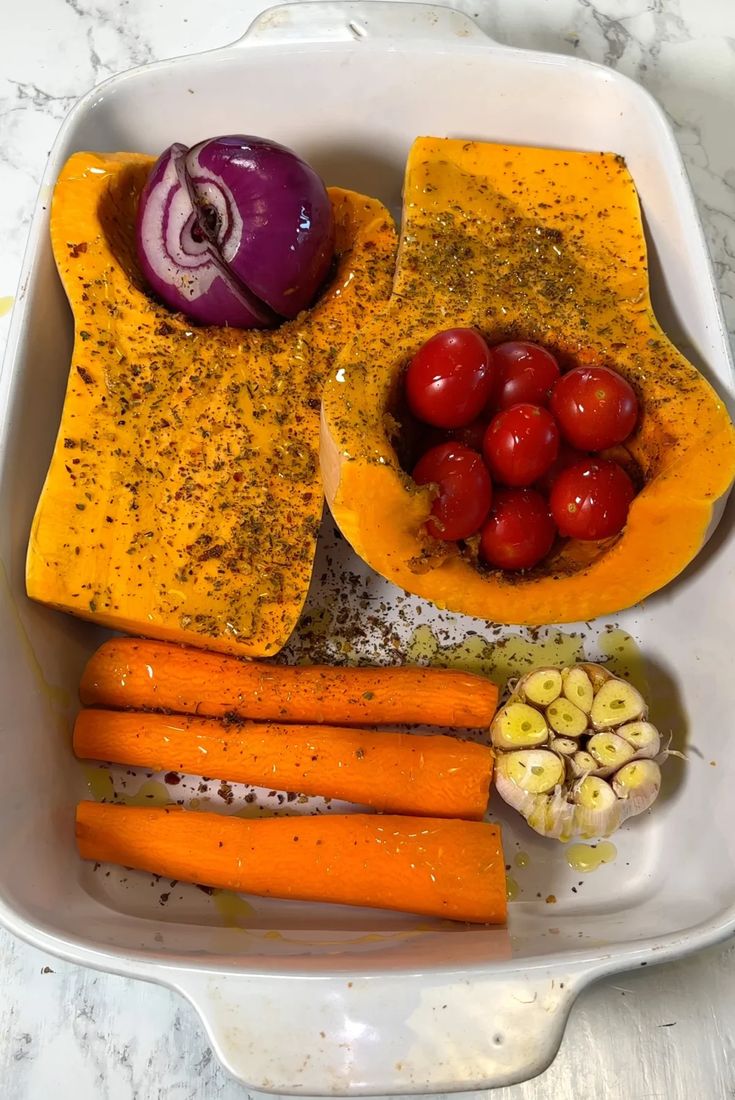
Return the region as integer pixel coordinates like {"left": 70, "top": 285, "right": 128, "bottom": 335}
{"left": 185, "top": 136, "right": 335, "bottom": 319}
{"left": 135, "top": 135, "right": 335, "bottom": 328}
{"left": 136, "top": 143, "right": 275, "bottom": 328}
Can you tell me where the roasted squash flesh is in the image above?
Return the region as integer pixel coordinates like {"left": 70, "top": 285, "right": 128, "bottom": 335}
{"left": 27, "top": 152, "right": 396, "bottom": 654}
{"left": 322, "top": 138, "right": 735, "bottom": 624}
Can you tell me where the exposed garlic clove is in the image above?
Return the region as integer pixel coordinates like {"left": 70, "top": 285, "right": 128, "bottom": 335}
{"left": 573, "top": 774, "right": 617, "bottom": 813}
{"left": 492, "top": 660, "right": 670, "bottom": 841}
{"left": 562, "top": 666, "right": 594, "bottom": 713}
{"left": 491, "top": 702, "right": 549, "bottom": 750}
{"left": 612, "top": 759, "right": 662, "bottom": 805}
{"left": 520, "top": 668, "right": 563, "bottom": 707}
{"left": 616, "top": 721, "right": 661, "bottom": 758}
{"left": 588, "top": 732, "right": 637, "bottom": 771}
{"left": 579, "top": 662, "right": 613, "bottom": 692}
{"left": 546, "top": 697, "right": 588, "bottom": 737}
{"left": 590, "top": 678, "right": 646, "bottom": 729}
{"left": 550, "top": 736, "right": 578, "bottom": 756}
{"left": 569, "top": 750, "right": 601, "bottom": 778}
{"left": 497, "top": 749, "right": 565, "bottom": 794}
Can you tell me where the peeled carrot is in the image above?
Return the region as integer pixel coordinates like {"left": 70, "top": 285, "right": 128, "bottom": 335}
{"left": 76, "top": 802, "right": 507, "bottom": 923}
{"left": 79, "top": 637, "right": 499, "bottom": 728}
{"left": 74, "top": 708, "right": 493, "bottom": 819}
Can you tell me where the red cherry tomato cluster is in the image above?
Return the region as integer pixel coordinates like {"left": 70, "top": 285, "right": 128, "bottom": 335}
{"left": 405, "top": 329, "right": 640, "bottom": 571}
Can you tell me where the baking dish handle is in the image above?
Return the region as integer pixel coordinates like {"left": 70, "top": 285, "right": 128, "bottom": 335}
{"left": 233, "top": 1, "right": 497, "bottom": 47}
{"left": 172, "top": 961, "right": 592, "bottom": 1092}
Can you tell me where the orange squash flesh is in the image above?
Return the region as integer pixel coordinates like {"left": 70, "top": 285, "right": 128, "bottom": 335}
{"left": 321, "top": 138, "right": 735, "bottom": 624}
{"left": 27, "top": 152, "right": 397, "bottom": 655}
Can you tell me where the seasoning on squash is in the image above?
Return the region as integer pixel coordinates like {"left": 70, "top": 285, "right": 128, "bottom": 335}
{"left": 27, "top": 151, "right": 397, "bottom": 656}
{"left": 321, "top": 137, "right": 735, "bottom": 624}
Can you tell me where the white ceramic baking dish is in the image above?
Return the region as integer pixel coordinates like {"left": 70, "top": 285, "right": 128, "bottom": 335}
{"left": 1, "top": 2, "right": 733, "bottom": 1092}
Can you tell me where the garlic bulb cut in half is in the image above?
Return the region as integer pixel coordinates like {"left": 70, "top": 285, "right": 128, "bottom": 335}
{"left": 490, "top": 662, "right": 672, "bottom": 840}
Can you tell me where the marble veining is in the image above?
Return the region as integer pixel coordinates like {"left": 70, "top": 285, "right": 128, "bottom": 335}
{"left": 1, "top": 0, "right": 734, "bottom": 1097}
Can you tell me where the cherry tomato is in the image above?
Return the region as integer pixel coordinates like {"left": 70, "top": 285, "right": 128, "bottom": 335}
{"left": 534, "top": 440, "right": 587, "bottom": 495}
{"left": 550, "top": 458, "right": 635, "bottom": 540}
{"left": 480, "top": 488, "right": 556, "bottom": 570}
{"left": 550, "top": 365, "right": 639, "bottom": 451}
{"left": 450, "top": 417, "right": 488, "bottom": 451}
{"left": 405, "top": 328, "right": 493, "bottom": 429}
{"left": 413, "top": 442, "right": 493, "bottom": 541}
{"left": 491, "top": 341, "right": 561, "bottom": 411}
{"left": 421, "top": 417, "right": 489, "bottom": 455}
{"left": 483, "top": 403, "right": 559, "bottom": 487}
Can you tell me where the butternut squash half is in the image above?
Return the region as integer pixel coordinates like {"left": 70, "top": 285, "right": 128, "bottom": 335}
{"left": 27, "top": 152, "right": 396, "bottom": 655}
{"left": 321, "top": 138, "right": 735, "bottom": 624}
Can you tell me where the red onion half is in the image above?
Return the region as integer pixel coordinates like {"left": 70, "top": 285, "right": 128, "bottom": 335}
{"left": 136, "top": 136, "right": 335, "bottom": 328}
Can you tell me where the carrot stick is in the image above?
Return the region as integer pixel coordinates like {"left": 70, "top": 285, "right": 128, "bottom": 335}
{"left": 76, "top": 802, "right": 507, "bottom": 923}
{"left": 74, "top": 708, "right": 494, "bottom": 819}
{"left": 79, "top": 637, "right": 499, "bottom": 728}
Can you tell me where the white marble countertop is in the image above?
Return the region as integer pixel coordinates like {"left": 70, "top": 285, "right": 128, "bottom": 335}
{"left": 1, "top": 0, "right": 734, "bottom": 1097}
